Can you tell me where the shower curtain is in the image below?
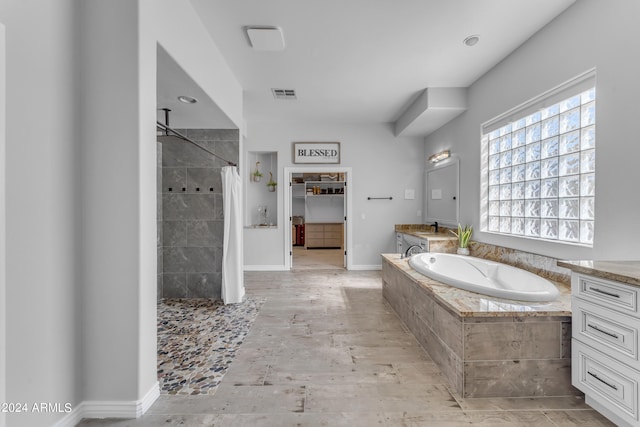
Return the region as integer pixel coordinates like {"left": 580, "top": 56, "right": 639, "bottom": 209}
{"left": 221, "top": 166, "right": 244, "bottom": 304}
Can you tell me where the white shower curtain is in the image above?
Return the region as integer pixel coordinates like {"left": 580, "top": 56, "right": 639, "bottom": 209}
{"left": 221, "top": 166, "right": 244, "bottom": 304}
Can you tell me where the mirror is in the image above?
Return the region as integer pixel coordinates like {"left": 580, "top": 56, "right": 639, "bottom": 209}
{"left": 424, "top": 157, "right": 459, "bottom": 226}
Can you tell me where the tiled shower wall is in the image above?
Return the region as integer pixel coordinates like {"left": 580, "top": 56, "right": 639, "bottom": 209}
{"left": 157, "top": 142, "right": 163, "bottom": 300}
{"left": 158, "top": 129, "right": 239, "bottom": 299}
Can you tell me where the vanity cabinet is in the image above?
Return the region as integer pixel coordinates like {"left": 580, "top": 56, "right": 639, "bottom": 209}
{"left": 305, "top": 223, "right": 343, "bottom": 249}
{"left": 571, "top": 273, "right": 640, "bottom": 427}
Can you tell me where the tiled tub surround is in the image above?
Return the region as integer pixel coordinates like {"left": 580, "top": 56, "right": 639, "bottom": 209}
{"left": 382, "top": 254, "right": 575, "bottom": 398}
{"left": 160, "top": 129, "right": 239, "bottom": 299}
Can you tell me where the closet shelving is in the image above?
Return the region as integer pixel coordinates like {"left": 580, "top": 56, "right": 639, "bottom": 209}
{"left": 301, "top": 181, "right": 345, "bottom": 198}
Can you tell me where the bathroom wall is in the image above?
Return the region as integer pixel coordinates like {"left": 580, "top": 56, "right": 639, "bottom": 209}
{"left": 157, "top": 142, "right": 163, "bottom": 300}
{"left": 243, "top": 121, "right": 425, "bottom": 269}
{"left": 1, "top": 1, "right": 83, "bottom": 425}
{"left": 1, "top": 0, "right": 243, "bottom": 424}
{"left": 425, "top": 0, "right": 640, "bottom": 261}
{"left": 160, "top": 129, "right": 239, "bottom": 299}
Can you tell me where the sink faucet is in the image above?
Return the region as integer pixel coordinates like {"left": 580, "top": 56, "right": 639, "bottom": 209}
{"left": 402, "top": 244, "right": 424, "bottom": 259}
{"left": 432, "top": 222, "right": 439, "bottom": 233}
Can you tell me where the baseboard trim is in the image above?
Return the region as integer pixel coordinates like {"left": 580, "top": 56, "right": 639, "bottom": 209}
{"left": 53, "top": 382, "right": 159, "bottom": 426}
{"left": 244, "top": 264, "right": 381, "bottom": 271}
{"left": 350, "top": 264, "right": 382, "bottom": 271}
{"left": 244, "top": 265, "right": 287, "bottom": 271}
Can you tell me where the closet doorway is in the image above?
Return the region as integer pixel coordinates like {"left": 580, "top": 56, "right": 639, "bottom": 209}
{"left": 283, "top": 167, "right": 352, "bottom": 271}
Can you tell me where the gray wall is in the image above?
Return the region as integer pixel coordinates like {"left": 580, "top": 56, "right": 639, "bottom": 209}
{"left": 243, "top": 121, "right": 425, "bottom": 269}
{"left": 425, "top": 0, "right": 640, "bottom": 261}
{"left": 159, "top": 129, "right": 239, "bottom": 299}
{"left": 157, "top": 142, "right": 163, "bottom": 300}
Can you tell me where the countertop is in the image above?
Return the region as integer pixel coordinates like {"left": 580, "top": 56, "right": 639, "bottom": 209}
{"left": 394, "top": 224, "right": 458, "bottom": 242}
{"left": 383, "top": 254, "right": 571, "bottom": 318}
{"left": 557, "top": 260, "right": 640, "bottom": 287}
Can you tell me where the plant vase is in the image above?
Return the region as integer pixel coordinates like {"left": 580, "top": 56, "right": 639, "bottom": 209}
{"left": 252, "top": 161, "right": 262, "bottom": 182}
{"left": 266, "top": 171, "right": 277, "bottom": 192}
{"left": 450, "top": 224, "right": 473, "bottom": 256}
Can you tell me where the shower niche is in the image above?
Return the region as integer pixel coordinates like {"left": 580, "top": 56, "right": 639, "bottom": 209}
{"left": 247, "top": 151, "right": 277, "bottom": 228}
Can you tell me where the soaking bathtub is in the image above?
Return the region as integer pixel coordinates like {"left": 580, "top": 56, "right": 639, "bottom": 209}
{"left": 408, "top": 252, "right": 559, "bottom": 302}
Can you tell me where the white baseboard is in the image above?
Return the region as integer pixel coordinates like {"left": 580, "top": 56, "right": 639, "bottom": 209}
{"left": 244, "top": 265, "right": 287, "bottom": 271}
{"left": 53, "top": 382, "right": 159, "bottom": 427}
{"left": 350, "top": 264, "right": 382, "bottom": 271}
{"left": 139, "top": 382, "right": 161, "bottom": 415}
{"left": 244, "top": 264, "right": 381, "bottom": 271}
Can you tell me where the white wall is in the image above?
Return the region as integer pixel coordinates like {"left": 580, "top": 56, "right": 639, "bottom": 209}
{"left": 79, "top": 0, "right": 158, "bottom": 404}
{"left": 0, "top": 1, "right": 82, "bottom": 425}
{"left": 244, "top": 121, "right": 424, "bottom": 269}
{"left": 425, "top": 0, "right": 640, "bottom": 261}
{"left": 0, "top": 0, "right": 243, "bottom": 425}
{"left": 154, "top": 1, "right": 243, "bottom": 131}
{"left": 0, "top": 22, "right": 6, "bottom": 427}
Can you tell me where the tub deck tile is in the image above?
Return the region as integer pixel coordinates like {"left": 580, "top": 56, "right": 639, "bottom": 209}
{"left": 382, "top": 254, "right": 576, "bottom": 399}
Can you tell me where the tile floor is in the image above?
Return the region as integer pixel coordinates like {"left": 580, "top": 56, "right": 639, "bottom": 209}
{"left": 79, "top": 269, "right": 614, "bottom": 426}
{"left": 157, "top": 297, "right": 264, "bottom": 395}
{"left": 292, "top": 247, "right": 344, "bottom": 270}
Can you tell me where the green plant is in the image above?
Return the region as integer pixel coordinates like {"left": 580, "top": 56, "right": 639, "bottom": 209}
{"left": 252, "top": 161, "right": 263, "bottom": 178}
{"left": 450, "top": 224, "right": 473, "bottom": 248}
{"left": 266, "top": 171, "right": 277, "bottom": 187}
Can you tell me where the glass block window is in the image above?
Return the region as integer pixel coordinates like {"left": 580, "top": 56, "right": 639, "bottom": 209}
{"left": 481, "top": 72, "right": 596, "bottom": 246}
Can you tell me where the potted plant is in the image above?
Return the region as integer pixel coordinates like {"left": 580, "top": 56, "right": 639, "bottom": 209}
{"left": 251, "top": 161, "right": 263, "bottom": 182}
{"left": 450, "top": 224, "right": 473, "bottom": 255}
{"left": 266, "top": 172, "right": 277, "bottom": 192}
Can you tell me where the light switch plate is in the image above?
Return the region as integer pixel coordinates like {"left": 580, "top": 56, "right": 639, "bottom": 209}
{"left": 404, "top": 189, "right": 415, "bottom": 200}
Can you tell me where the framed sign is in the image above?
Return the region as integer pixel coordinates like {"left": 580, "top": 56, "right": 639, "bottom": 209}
{"left": 293, "top": 142, "right": 340, "bottom": 164}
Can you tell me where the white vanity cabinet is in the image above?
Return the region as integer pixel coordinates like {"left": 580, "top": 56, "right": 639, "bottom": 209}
{"left": 571, "top": 272, "right": 640, "bottom": 427}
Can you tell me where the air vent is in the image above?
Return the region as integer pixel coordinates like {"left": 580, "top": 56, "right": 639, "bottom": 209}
{"left": 271, "top": 88, "right": 297, "bottom": 100}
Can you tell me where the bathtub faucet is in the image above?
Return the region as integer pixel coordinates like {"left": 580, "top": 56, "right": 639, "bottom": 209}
{"left": 432, "top": 222, "right": 439, "bottom": 233}
{"left": 402, "top": 244, "right": 424, "bottom": 259}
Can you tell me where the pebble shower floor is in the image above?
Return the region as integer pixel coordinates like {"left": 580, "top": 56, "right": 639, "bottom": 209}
{"left": 157, "top": 297, "right": 264, "bottom": 395}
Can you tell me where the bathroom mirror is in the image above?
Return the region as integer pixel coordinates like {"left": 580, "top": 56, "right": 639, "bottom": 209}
{"left": 424, "top": 156, "right": 459, "bottom": 226}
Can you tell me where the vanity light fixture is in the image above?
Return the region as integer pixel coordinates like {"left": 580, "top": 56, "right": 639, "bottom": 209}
{"left": 178, "top": 95, "right": 198, "bottom": 104}
{"left": 429, "top": 150, "right": 451, "bottom": 163}
{"left": 463, "top": 35, "right": 480, "bottom": 47}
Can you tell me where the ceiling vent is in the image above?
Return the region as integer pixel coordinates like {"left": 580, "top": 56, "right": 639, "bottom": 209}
{"left": 246, "top": 27, "right": 285, "bottom": 51}
{"left": 271, "top": 88, "right": 297, "bottom": 100}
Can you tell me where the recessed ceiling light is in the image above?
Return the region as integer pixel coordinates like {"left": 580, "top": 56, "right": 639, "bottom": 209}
{"left": 177, "top": 95, "right": 198, "bottom": 104}
{"left": 463, "top": 35, "right": 480, "bottom": 47}
{"left": 246, "top": 26, "right": 285, "bottom": 51}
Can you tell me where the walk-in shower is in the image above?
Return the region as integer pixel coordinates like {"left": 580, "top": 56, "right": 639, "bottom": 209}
{"left": 156, "top": 112, "right": 241, "bottom": 302}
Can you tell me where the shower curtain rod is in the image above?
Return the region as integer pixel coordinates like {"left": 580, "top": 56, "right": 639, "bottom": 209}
{"left": 156, "top": 121, "right": 238, "bottom": 167}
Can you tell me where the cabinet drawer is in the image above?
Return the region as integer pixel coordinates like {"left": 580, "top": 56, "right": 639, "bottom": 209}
{"left": 573, "top": 297, "right": 640, "bottom": 364}
{"left": 324, "top": 224, "right": 343, "bottom": 232}
{"left": 572, "top": 274, "right": 638, "bottom": 315}
{"left": 324, "top": 231, "right": 342, "bottom": 239}
{"left": 305, "top": 224, "right": 323, "bottom": 233}
{"left": 306, "top": 238, "right": 323, "bottom": 247}
{"left": 306, "top": 231, "right": 324, "bottom": 239}
{"left": 572, "top": 339, "right": 639, "bottom": 424}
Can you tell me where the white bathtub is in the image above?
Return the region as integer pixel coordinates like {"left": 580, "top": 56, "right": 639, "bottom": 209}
{"left": 408, "top": 253, "right": 559, "bottom": 302}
